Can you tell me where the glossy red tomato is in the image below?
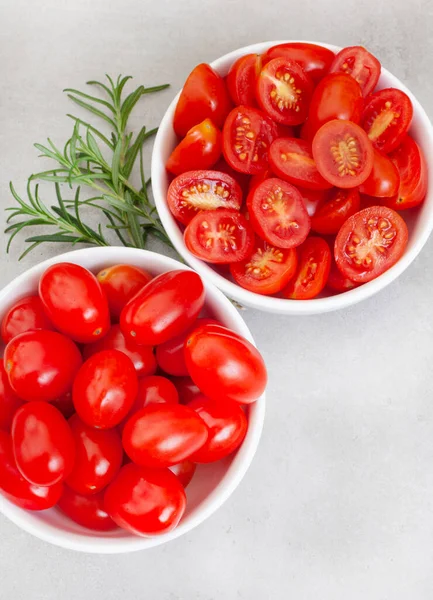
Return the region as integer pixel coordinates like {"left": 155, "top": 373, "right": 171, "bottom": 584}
{"left": 188, "top": 396, "right": 247, "bottom": 463}
{"left": 185, "top": 209, "right": 255, "bottom": 264}
{"left": 39, "top": 263, "right": 110, "bottom": 344}
{"left": 4, "top": 330, "right": 82, "bottom": 402}
{"left": 57, "top": 487, "right": 117, "bottom": 531}
{"left": 256, "top": 58, "right": 313, "bottom": 125}
{"left": 185, "top": 323, "right": 267, "bottom": 404}
{"left": 308, "top": 73, "right": 364, "bottom": 132}
{"left": 171, "top": 377, "right": 202, "bottom": 405}
{"left": 329, "top": 46, "right": 381, "bottom": 96}
{"left": 335, "top": 206, "right": 408, "bottom": 283}
{"left": 384, "top": 135, "right": 428, "bottom": 210}
{"left": 0, "top": 363, "right": 23, "bottom": 431}
{"left": 282, "top": 237, "right": 331, "bottom": 299}
{"left": 96, "top": 264, "right": 152, "bottom": 320}
{"left": 311, "top": 188, "right": 360, "bottom": 235}
{"left": 50, "top": 392, "right": 75, "bottom": 420}
{"left": 359, "top": 149, "right": 400, "bottom": 197}
{"left": 1, "top": 296, "right": 54, "bottom": 344}
{"left": 247, "top": 178, "right": 311, "bottom": 248}
{"left": 222, "top": 106, "right": 278, "bottom": 174}
{"left": 269, "top": 137, "right": 333, "bottom": 190}
{"left": 312, "top": 120, "right": 374, "bottom": 188}
{"left": 73, "top": 349, "right": 137, "bottom": 429}
{"left": 227, "top": 54, "right": 262, "bottom": 107}
{"left": 262, "top": 43, "right": 335, "bottom": 83}
{"left": 299, "top": 187, "right": 328, "bottom": 217}
{"left": 0, "top": 431, "right": 63, "bottom": 510}
{"left": 66, "top": 414, "right": 123, "bottom": 495}
{"left": 83, "top": 325, "right": 156, "bottom": 378}
{"left": 361, "top": 88, "right": 413, "bottom": 153}
{"left": 327, "top": 259, "right": 359, "bottom": 292}
{"left": 120, "top": 270, "right": 205, "bottom": 346}
{"left": 104, "top": 463, "right": 186, "bottom": 536}
{"left": 166, "top": 119, "right": 222, "bottom": 175}
{"left": 169, "top": 460, "right": 196, "bottom": 488}
{"left": 230, "top": 238, "right": 298, "bottom": 295}
{"left": 173, "top": 63, "right": 231, "bottom": 137}
{"left": 122, "top": 404, "right": 208, "bottom": 468}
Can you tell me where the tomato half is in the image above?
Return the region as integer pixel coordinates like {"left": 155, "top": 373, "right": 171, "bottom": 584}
{"left": 262, "top": 42, "right": 335, "bottom": 83}
{"left": 247, "top": 178, "right": 311, "bottom": 248}
{"left": 308, "top": 73, "right": 364, "bottom": 132}
{"left": 361, "top": 88, "right": 413, "bottom": 153}
{"left": 168, "top": 460, "right": 196, "bottom": 488}
{"left": 384, "top": 135, "right": 428, "bottom": 209}
{"left": 173, "top": 63, "right": 231, "bottom": 137}
{"left": 0, "top": 363, "right": 23, "bottom": 431}
{"left": 57, "top": 487, "right": 118, "bottom": 531}
{"left": 227, "top": 54, "right": 262, "bottom": 106}
{"left": 329, "top": 46, "right": 381, "bottom": 96}
{"left": 327, "top": 259, "right": 359, "bottom": 292}
{"left": 256, "top": 58, "right": 313, "bottom": 126}
{"left": 334, "top": 206, "right": 408, "bottom": 283}
{"left": 1, "top": 296, "right": 54, "bottom": 345}
{"left": 166, "top": 119, "right": 222, "bottom": 176}
{"left": 269, "top": 137, "right": 333, "bottom": 190}
{"left": 282, "top": 237, "right": 331, "bottom": 299}
{"left": 311, "top": 188, "right": 360, "bottom": 235}
{"left": 312, "top": 120, "right": 374, "bottom": 188}
{"left": 359, "top": 149, "right": 400, "bottom": 197}
{"left": 222, "top": 106, "right": 278, "bottom": 174}
{"left": 96, "top": 264, "right": 152, "bottom": 320}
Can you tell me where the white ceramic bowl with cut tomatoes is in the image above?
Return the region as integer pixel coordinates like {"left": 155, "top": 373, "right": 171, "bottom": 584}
{"left": 0, "top": 247, "right": 265, "bottom": 553}
{"left": 151, "top": 41, "right": 433, "bottom": 315}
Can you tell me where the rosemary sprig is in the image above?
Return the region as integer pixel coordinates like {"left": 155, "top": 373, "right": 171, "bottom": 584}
{"left": 6, "top": 75, "right": 172, "bottom": 259}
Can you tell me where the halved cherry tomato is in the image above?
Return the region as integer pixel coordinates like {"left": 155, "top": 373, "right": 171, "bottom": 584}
{"left": 222, "top": 106, "right": 278, "bottom": 174}
{"left": 0, "top": 363, "right": 23, "bottom": 431}
{"left": 329, "top": 46, "right": 381, "bottom": 96}
{"left": 247, "top": 178, "right": 311, "bottom": 248}
{"left": 50, "top": 392, "right": 75, "bottom": 420}
{"left": 298, "top": 187, "right": 328, "bottom": 217}
{"left": 230, "top": 238, "right": 297, "bottom": 295}
{"left": 312, "top": 120, "right": 374, "bottom": 188}
{"left": 311, "top": 188, "right": 360, "bottom": 235}
{"left": 282, "top": 237, "right": 331, "bottom": 299}
{"left": 334, "top": 206, "right": 408, "bottom": 283}
{"left": 308, "top": 74, "right": 364, "bottom": 133}
{"left": 57, "top": 487, "right": 117, "bottom": 531}
{"left": 262, "top": 43, "right": 335, "bottom": 83}
{"left": 1, "top": 296, "right": 54, "bottom": 344}
{"left": 256, "top": 58, "right": 313, "bottom": 126}
{"left": 361, "top": 88, "right": 413, "bottom": 153}
{"left": 120, "top": 270, "right": 205, "bottom": 346}
{"left": 39, "top": 263, "right": 110, "bottom": 344}
{"left": 269, "top": 137, "right": 332, "bottom": 190}
{"left": 227, "top": 54, "right": 262, "bottom": 107}
{"left": 359, "top": 149, "right": 400, "bottom": 197}
{"left": 169, "top": 460, "right": 196, "bottom": 488}
{"left": 171, "top": 377, "right": 202, "bottom": 405}
{"left": 184, "top": 209, "right": 255, "bottom": 264}
{"left": 122, "top": 404, "right": 208, "bottom": 468}
{"left": 83, "top": 325, "right": 156, "bottom": 378}
{"left": 173, "top": 63, "right": 231, "bottom": 137}
{"left": 167, "top": 170, "right": 242, "bottom": 226}
{"left": 4, "top": 330, "right": 82, "bottom": 402}
{"left": 327, "top": 259, "right": 359, "bottom": 292}
{"left": 166, "top": 119, "right": 222, "bottom": 175}
{"left": 104, "top": 464, "right": 186, "bottom": 536}
{"left": 96, "top": 264, "right": 152, "bottom": 320}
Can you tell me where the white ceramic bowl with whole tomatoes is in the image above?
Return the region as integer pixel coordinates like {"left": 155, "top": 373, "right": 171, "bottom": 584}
{"left": 0, "top": 247, "right": 265, "bottom": 553}
{"left": 151, "top": 41, "right": 433, "bottom": 314}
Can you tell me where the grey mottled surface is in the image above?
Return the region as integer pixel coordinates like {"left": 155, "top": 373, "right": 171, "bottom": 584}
{"left": 1, "top": 0, "right": 433, "bottom": 598}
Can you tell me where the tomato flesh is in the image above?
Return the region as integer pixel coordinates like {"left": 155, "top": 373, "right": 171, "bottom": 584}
{"left": 96, "top": 264, "right": 152, "bottom": 320}
{"left": 282, "top": 237, "right": 331, "bottom": 299}
{"left": 262, "top": 43, "right": 335, "bottom": 83}
{"left": 329, "top": 46, "right": 381, "bottom": 96}
{"left": 311, "top": 188, "right": 360, "bottom": 235}
{"left": 359, "top": 149, "right": 400, "bottom": 197}
{"left": 227, "top": 54, "right": 262, "bottom": 107}
{"left": 384, "top": 135, "right": 428, "bottom": 209}
{"left": 166, "top": 119, "right": 222, "bottom": 176}
{"left": 1, "top": 296, "right": 54, "bottom": 345}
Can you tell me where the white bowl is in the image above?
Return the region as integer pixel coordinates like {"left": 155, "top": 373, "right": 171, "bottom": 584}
{"left": 152, "top": 41, "right": 433, "bottom": 315}
{"left": 0, "top": 247, "right": 265, "bottom": 553}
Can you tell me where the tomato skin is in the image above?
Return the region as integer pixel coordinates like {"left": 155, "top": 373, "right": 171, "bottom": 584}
{"left": 1, "top": 296, "right": 54, "bottom": 345}
{"left": 359, "top": 149, "right": 400, "bottom": 198}
{"left": 96, "top": 265, "right": 152, "bottom": 320}
{"left": 83, "top": 325, "right": 156, "bottom": 378}
{"left": 311, "top": 188, "right": 361, "bottom": 235}
{"left": 104, "top": 463, "right": 186, "bottom": 536}
{"left": 50, "top": 392, "right": 75, "bottom": 420}
{"left": 168, "top": 460, "right": 196, "bottom": 488}
{"left": 4, "top": 330, "right": 82, "bottom": 402}
{"left": 227, "top": 54, "right": 262, "bottom": 107}
{"left": 184, "top": 324, "right": 267, "bottom": 405}
{"left": 166, "top": 119, "right": 222, "bottom": 176}
{"left": 57, "top": 487, "right": 117, "bottom": 531}
{"left": 299, "top": 187, "right": 328, "bottom": 217}
{"left": 120, "top": 270, "right": 205, "bottom": 346}
{"left": 300, "top": 119, "right": 316, "bottom": 143}
{"left": 187, "top": 396, "right": 247, "bottom": 463}
{"left": 308, "top": 74, "right": 364, "bottom": 132}
{"left": 383, "top": 135, "right": 427, "bottom": 210}
{"left": 0, "top": 431, "right": 63, "bottom": 510}
{"left": 263, "top": 43, "right": 335, "bottom": 83}
{"left": 282, "top": 237, "right": 331, "bottom": 300}
{"left": 0, "top": 363, "right": 23, "bottom": 431}
{"left": 66, "top": 414, "right": 123, "bottom": 495}
{"left": 122, "top": 404, "right": 208, "bottom": 468}
{"left": 213, "top": 158, "right": 251, "bottom": 195}
{"left": 327, "top": 259, "right": 358, "bottom": 292}
{"left": 171, "top": 377, "right": 202, "bottom": 404}
{"left": 329, "top": 46, "right": 381, "bottom": 96}
{"left": 173, "top": 63, "right": 231, "bottom": 137}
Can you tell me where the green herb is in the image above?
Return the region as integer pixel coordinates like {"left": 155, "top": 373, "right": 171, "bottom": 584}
{"left": 6, "top": 75, "right": 171, "bottom": 259}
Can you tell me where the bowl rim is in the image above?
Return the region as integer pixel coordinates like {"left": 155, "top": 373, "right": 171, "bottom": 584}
{"left": 0, "top": 246, "right": 265, "bottom": 553}
{"left": 151, "top": 40, "right": 433, "bottom": 315}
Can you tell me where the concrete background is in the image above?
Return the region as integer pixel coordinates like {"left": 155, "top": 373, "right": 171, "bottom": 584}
{"left": 1, "top": 0, "right": 433, "bottom": 598}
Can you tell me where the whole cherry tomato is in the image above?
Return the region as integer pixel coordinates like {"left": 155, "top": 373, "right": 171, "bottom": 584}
{"left": 359, "top": 149, "right": 400, "bottom": 198}
{"left": 39, "top": 263, "right": 110, "bottom": 343}
{"left": 96, "top": 264, "right": 152, "bottom": 320}
{"left": 0, "top": 363, "right": 23, "bottom": 431}
{"left": 50, "top": 391, "right": 75, "bottom": 420}
{"left": 120, "top": 270, "right": 205, "bottom": 346}
{"left": 171, "top": 377, "right": 202, "bottom": 404}
{"left": 66, "top": 414, "right": 123, "bottom": 495}
{"left": 12, "top": 402, "right": 75, "bottom": 486}
{"left": 166, "top": 119, "right": 222, "bottom": 175}
{"left": 169, "top": 460, "right": 197, "bottom": 488}
{"left": 1, "top": 295, "right": 55, "bottom": 344}
{"left": 57, "top": 487, "right": 118, "bottom": 531}
{"left": 73, "top": 349, "right": 138, "bottom": 429}
{"left": 104, "top": 464, "right": 187, "bottom": 536}
{"left": 4, "top": 330, "right": 82, "bottom": 402}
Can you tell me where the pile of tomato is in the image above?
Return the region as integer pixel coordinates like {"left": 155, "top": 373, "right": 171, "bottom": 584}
{"left": 166, "top": 43, "right": 428, "bottom": 298}
{"left": 0, "top": 263, "right": 266, "bottom": 536}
